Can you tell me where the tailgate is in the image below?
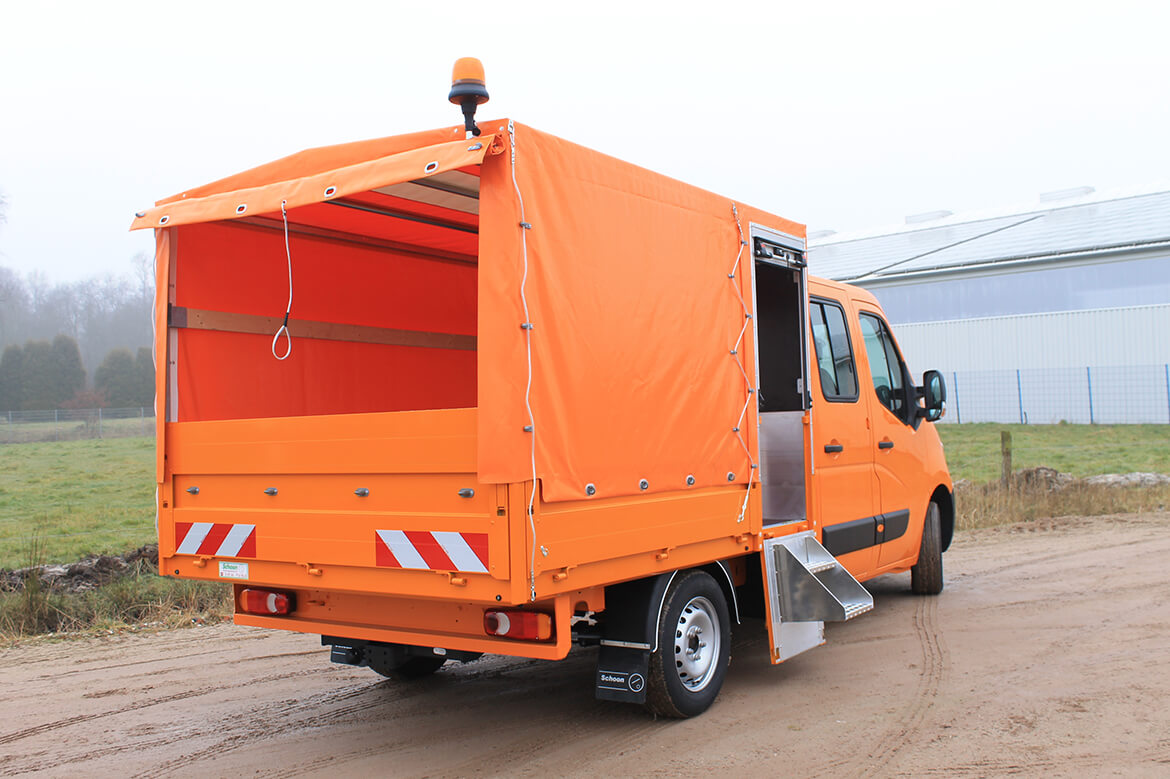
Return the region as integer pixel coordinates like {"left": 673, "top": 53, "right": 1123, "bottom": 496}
{"left": 160, "top": 408, "right": 509, "bottom": 601}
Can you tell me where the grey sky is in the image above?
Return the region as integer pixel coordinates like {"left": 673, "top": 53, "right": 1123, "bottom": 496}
{"left": 1, "top": 0, "right": 1167, "bottom": 282}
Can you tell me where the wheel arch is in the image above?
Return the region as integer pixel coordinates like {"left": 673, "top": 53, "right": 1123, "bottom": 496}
{"left": 601, "top": 563, "right": 740, "bottom": 653}
{"left": 932, "top": 485, "right": 954, "bottom": 553}
{"left": 699, "top": 561, "right": 741, "bottom": 626}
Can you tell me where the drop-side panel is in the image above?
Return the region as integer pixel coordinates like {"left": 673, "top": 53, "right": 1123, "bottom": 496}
{"left": 160, "top": 407, "right": 510, "bottom": 602}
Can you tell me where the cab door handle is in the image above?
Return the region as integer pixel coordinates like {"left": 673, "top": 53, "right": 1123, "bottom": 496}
{"left": 878, "top": 440, "right": 894, "bottom": 450}
{"left": 824, "top": 444, "right": 844, "bottom": 453}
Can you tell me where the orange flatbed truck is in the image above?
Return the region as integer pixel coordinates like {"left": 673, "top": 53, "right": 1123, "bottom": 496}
{"left": 133, "top": 65, "right": 952, "bottom": 718}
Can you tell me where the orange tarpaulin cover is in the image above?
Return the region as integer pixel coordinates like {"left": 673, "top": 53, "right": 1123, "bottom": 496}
{"left": 478, "top": 123, "right": 801, "bottom": 501}
{"left": 136, "top": 120, "right": 804, "bottom": 503}
{"left": 131, "top": 131, "right": 496, "bottom": 230}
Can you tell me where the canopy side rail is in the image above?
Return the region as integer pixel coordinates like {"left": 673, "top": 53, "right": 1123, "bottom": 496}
{"left": 235, "top": 217, "right": 478, "bottom": 265}
{"left": 169, "top": 306, "right": 477, "bottom": 351}
{"left": 326, "top": 197, "right": 479, "bottom": 235}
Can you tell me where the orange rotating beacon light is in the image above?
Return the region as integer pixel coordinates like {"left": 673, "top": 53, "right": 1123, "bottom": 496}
{"left": 449, "top": 57, "right": 490, "bottom": 138}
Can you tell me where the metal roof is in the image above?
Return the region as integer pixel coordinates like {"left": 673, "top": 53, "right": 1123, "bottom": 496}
{"left": 808, "top": 186, "right": 1170, "bottom": 282}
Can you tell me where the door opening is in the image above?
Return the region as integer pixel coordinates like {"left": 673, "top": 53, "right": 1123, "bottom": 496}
{"left": 751, "top": 227, "right": 809, "bottom": 526}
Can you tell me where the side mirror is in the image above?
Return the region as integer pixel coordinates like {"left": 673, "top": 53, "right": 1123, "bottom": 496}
{"left": 918, "top": 370, "right": 946, "bottom": 422}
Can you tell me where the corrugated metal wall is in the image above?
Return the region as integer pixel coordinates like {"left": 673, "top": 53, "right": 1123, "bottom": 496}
{"left": 888, "top": 305, "right": 1170, "bottom": 424}
{"left": 893, "top": 304, "right": 1170, "bottom": 373}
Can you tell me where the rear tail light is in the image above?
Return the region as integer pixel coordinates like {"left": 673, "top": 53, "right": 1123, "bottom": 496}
{"left": 238, "top": 588, "right": 294, "bottom": 616}
{"left": 484, "top": 609, "right": 552, "bottom": 641}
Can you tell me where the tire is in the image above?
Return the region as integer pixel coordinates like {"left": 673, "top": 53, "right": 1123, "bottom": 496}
{"left": 911, "top": 501, "right": 944, "bottom": 595}
{"left": 369, "top": 654, "right": 446, "bottom": 681}
{"left": 645, "top": 570, "right": 731, "bottom": 718}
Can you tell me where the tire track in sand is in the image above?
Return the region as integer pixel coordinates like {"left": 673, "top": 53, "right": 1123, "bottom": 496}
{"left": 810, "top": 593, "right": 948, "bottom": 778}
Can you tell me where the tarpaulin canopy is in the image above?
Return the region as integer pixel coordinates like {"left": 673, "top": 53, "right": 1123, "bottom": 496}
{"left": 139, "top": 119, "right": 805, "bottom": 503}
{"left": 477, "top": 123, "right": 803, "bottom": 502}
{"left": 131, "top": 131, "right": 498, "bottom": 231}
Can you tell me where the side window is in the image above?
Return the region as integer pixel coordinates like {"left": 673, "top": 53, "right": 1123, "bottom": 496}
{"left": 859, "top": 312, "right": 906, "bottom": 419}
{"left": 809, "top": 300, "right": 858, "bottom": 401}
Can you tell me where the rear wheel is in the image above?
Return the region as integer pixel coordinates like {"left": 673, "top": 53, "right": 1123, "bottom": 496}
{"left": 645, "top": 570, "right": 731, "bottom": 718}
{"left": 911, "top": 501, "right": 944, "bottom": 595}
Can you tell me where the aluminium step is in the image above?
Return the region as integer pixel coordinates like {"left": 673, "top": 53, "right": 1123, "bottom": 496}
{"left": 770, "top": 534, "right": 875, "bottom": 624}
{"left": 805, "top": 558, "right": 838, "bottom": 575}
{"left": 843, "top": 601, "right": 875, "bottom": 620}
{"left": 762, "top": 532, "right": 876, "bottom": 662}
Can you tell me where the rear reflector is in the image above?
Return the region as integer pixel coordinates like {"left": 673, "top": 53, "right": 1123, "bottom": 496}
{"left": 484, "top": 609, "right": 553, "bottom": 641}
{"left": 238, "top": 588, "right": 294, "bottom": 616}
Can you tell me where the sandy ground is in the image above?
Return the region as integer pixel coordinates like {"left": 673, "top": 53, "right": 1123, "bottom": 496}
{"left": 2, "top": 512, "right": 1169, "bottom": 778}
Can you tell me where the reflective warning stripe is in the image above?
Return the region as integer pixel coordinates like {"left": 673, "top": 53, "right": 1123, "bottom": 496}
{"left": 375, "top": 530, "right": 428, "bottom": 569}
{"left": 175, "top": 522, "right": 257, "bottom": 558}
{"left": 176, "top": 522, "right": 213, "bottom": 555}
{"left": 375, "top": 530, "right": 489, "bottom": 573}
{"left": 432, "top": 531, "right": 487, "bottom": 573}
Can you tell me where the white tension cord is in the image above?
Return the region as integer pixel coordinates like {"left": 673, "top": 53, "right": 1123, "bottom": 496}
{"left": 272, "top": 200, "right": 294, "bottom": 360}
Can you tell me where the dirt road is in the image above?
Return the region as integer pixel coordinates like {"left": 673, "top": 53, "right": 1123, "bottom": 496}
{"left": 3, "top": 512, "right": 1169, "bottom": 777}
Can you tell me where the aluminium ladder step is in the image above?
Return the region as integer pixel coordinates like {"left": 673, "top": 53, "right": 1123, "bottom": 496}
{"left": 843, "top": 601, "right": 875, "bottom": 620}
{"left": 805, "top": 559, "right": 838, "bottom": 575}
{"left": 771, "top": 534, "right": 875, "bottom": 624}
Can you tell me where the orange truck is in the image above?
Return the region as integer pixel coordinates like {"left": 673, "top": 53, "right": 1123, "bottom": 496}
{"left": 133, "top": 61, "right": 952, "bottom": 718}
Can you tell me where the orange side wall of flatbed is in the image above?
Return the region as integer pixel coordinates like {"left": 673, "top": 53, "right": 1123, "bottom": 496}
{"left": 160, "top": 406, "right": 785, "bottom": 609}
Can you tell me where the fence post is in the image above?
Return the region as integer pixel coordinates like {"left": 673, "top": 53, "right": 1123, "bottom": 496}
{"left": 1016, "top": 369, "right": 1024, "bottom": 424}
{"left": 98, "top": 407, "right": 103, "bottom": 439}
{"left": 1001, "top": 430, "right": 1012, "bottom": 487}
{"left": 1086, "top": 366, "right": 1094, "bottom": 424}
{"left": 952, "top": 371, "right": 961, "bottom": 424}
{"left": 140, "top": 406, "right": 145, "bottom": 436}
{"left": 54, "top": 409, "right": 59, "bottom": 441}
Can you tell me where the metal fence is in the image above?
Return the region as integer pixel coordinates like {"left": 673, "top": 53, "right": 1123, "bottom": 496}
{"left": 944, "top": 364, "right": 1170, "bottom": 424}
{"left": 0, "top": 408, "right": 155, "bottom": 444}
{"left": 2, "top": 363, "right": 1168, "bottom": 440}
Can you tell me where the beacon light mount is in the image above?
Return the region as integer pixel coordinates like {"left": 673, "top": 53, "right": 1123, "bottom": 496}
{"left": 449, "top": 57, "right": 490, "bottom": 139}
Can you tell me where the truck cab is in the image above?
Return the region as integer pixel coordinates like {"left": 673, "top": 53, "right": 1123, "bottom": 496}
{"left": 808, "top": 278, "right": 952, "bottom": 585}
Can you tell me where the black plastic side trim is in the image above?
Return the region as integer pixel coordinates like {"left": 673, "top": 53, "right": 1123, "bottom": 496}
{"left": 878, "top": 509, "right": 910, "bottom": 544}
{"left": 822, "top": 516, "right": 877, "bottom": 556}
{"left": 823, "top": 509, "right": 912, "bottom": 555}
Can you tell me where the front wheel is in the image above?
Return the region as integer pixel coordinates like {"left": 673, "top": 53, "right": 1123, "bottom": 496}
{"left": 911, "top": 501, "right": 944, "bottom": 595}
{"left": 645, "top": 570, "right": 731, "bottom": 718}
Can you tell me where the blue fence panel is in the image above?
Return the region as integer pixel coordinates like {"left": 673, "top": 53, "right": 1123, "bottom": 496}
{"left": 938, "top": 364, "right": 1170, "bottom": 424}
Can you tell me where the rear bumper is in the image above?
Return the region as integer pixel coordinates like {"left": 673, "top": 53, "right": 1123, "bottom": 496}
{"left": 233, "top": 587, "right": 574, "bottom": 661}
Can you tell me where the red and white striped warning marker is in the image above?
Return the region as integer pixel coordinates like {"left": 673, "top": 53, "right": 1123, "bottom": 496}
{"left": 175, "top": 522, "right": 257, "bottom": 558}
{"left": 375, "top": 530, "right": 489, "bottom": 573}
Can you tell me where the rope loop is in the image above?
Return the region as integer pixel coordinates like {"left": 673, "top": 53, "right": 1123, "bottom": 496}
{"left": 272, "top": 200, "right": 294, "bottom": 361}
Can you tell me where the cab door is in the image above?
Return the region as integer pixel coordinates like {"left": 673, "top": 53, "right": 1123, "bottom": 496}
{"left": 854, "top": 306, "right": 926, "bottom": 569}
{"left": 808, "top": 295, "right": 879, "bottom": 579}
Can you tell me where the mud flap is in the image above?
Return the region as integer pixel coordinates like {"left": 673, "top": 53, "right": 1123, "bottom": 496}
{"left": 595, "top": 646, "right": 650, "bottom": 703}
{"left": 594, "top": 572, "right": 674, "bottom": 704}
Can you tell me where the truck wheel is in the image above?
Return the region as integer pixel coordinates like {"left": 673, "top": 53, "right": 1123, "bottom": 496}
{"left": 911, "top": 501, "right": 944, "bottom": 595}
{"left": 369, "top": 654, "right": 446, "bottom": 681}
{"left": 645, "top": 570, "right": 731, "bottom": 718}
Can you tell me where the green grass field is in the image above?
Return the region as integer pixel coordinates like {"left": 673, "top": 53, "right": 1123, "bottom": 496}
{"left": 0, "top": 424, "right": 1167, "bottom": 570}
{"left": 0, "top": 438, "right": 154, "bottom": 569}
{"left": 936, "top": 423, "right": 1170, "bottom": 483}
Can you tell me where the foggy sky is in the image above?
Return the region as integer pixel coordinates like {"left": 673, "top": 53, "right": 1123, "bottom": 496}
{"left": 1, "top": 0, "right": 1167, "bottom": 282}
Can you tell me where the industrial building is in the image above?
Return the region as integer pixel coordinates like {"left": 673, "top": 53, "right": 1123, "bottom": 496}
{"left": 808, "top": 186, "right": 1170, "bottom": 423}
